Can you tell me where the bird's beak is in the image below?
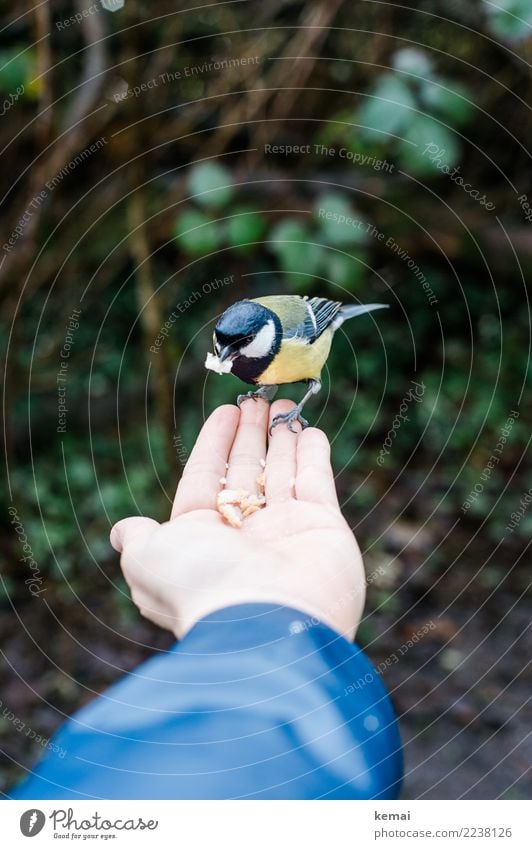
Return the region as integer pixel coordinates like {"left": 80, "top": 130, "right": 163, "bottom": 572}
{"left": 218, "top": 345, "right": 236, "bottom": 362}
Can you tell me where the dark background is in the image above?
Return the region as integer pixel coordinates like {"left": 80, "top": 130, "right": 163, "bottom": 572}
{"left": 1, "top": 0, "right": 531, "bottom": 799}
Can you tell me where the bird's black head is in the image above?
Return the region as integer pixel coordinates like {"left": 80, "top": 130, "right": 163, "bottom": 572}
{"left": 213, "top": 300, "right": 282, "bottom": 384}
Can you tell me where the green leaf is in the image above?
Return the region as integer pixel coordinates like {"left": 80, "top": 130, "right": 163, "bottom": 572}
{"left": 358, "top": 73, "right": 416, "bottom": 142}
{"left": 269, "top": 220, "right": 323, "bottom": 290}
{"left": 420, "top": 80, "right": 473, "bottom": 125}
{"left": 68, "top": 458, "right": 94, "bottom": 488}
{"left": 314, "top": 192, "right": 367, "bottom": 246}
{"left": 174, "top": 209, "right": 221, "bottom": 256}
{"left": 484, "top": 0, "right": 532, "bottom": 41}
{"left": 269, "top": 219, "right": 309, "bottom": 255}
{"left": 0, "top": 47, "right": 33, "bottom": 93}
{"left": 398, "top": 113, "right": 460, "bottom": 175}
{"left": 187, "top": 161, "right": 234, "bottom": 208}
{"left": 392, "top": 48, "right": 434, "bottom": 78}
{"left": 323, "top": 251, "right": 367, "bottom": 291}
{"left": 225, "top": 209, "right": 266, "bottom": 253}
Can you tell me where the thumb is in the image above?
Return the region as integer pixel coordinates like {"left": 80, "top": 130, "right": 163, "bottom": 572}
{"left": 110, "top": 516, "right": 160, "bottom": 553}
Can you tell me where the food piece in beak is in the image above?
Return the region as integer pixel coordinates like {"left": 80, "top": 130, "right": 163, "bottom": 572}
{"left": 205, "top": 351, "right": 233, "bottom": 375}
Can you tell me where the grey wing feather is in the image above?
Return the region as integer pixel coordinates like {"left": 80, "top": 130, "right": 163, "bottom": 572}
{"left": 306, "top": 297, "right": 343, "bottom": 339}
{"left": 296, "top": 298, "right": 388, "bottom": 339}
{"left": 254, "top": 296, "right": 319, "bottom": 342}
{"left": 280, "top": 297, "right": 343, "bottom": 343}
{"left": 254, "top": 295, "right": 387, "bottom": 344}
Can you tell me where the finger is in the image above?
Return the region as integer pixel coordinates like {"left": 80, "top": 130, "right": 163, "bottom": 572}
{"left": 110, "top": 516, "right": 160, "bottom": 553}
{"left": 295, "top": 427, "right": 339, "bottom": 508}
{"left": 265, "top": 399, "right": 299, "bottom": 503}
{"left": 225, "top": 398, "right": 268, "bottom": 492}
{"left": 171, "top": 405, "right": 240, "bottom": 517}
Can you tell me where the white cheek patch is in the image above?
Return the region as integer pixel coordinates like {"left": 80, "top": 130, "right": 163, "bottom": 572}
{"left": 240, "top": 320, "right": 276, "bottom": 359}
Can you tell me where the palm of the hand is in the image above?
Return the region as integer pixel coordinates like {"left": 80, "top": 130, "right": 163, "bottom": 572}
{"left": 169, "top": 498, "right": 363, "bottom": 637}
{"left": 248, "top": 498, "right": 348, "bottom": 538}
{"left": 113, "top": 400, "right": 364, "bottom": 638}
{"left": 175, "top": 498, "right": 352, "bottom": 557}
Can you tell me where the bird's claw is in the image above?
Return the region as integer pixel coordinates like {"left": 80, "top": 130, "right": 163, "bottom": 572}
{"left": 237, "top": 391, "right": 260, "bottom": 407}
{"left": 236, "top": 392, "right": 257, "bottom": 407}
{"left": 237, "top": 385, "right": 278, "bottom": 407}
{"left": 269, "top": 408, "right": 309, "bottom": 435}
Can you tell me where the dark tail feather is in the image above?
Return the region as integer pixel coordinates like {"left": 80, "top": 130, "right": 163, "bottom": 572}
{"left": 335, "top": 303, "right": 388, "bottom": 327}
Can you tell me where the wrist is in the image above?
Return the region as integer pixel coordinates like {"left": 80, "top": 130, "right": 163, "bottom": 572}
{"left": 174, "top": 588, "right": 361, "bottom": 640}
{"left": 178, "top": 601, "right": 352, "bottom": 647}
{"left": 174, "top": 588, "right": 302, "bottom": 639}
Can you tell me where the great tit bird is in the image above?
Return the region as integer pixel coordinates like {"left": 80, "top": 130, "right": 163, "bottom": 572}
{"left": 205, "top": 295, "right": 387, "bottom": 431}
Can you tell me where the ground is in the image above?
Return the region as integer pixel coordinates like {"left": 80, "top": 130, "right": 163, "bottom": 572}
{"left": 1, "top": 510, "right": 530, "bottom": 799}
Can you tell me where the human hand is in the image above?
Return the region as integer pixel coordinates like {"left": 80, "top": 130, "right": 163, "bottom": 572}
{"left": 110, "top": 400, "right": 365, "bottom": 639}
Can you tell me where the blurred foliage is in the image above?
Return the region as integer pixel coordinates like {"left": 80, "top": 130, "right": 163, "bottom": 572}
{"left": 0, "top": 0, "right": 530, "bottom": 801}
{"left": 0, "top": 45, "right": 40, "bottom": 97}
{"left": 483, "top": 0, "right": 532, "bottom": 40}
{"left": 317, "top": 46, "right": 475, "bottom": 176}
{"left": 1, "top": 0, "right": 530, "bottom": 637}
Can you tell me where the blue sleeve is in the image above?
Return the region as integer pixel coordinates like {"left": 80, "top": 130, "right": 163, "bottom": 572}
{"left": 8, "top": 603, "right": 403, "bottom": 800}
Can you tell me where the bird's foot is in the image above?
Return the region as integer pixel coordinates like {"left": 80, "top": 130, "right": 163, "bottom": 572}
{"left": 269, "top": 406, "right": 309, "bottom": 434}
{"left": 237, "top": 390, "right": 258, "bottom": 407}
{"left": 237, "top": 385, "right": 278, "bottom": 407}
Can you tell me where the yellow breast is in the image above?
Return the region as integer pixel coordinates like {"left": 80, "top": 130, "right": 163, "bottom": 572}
{"left": 257, "top": 329, "right": 333, "bottom": 385}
